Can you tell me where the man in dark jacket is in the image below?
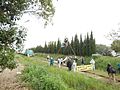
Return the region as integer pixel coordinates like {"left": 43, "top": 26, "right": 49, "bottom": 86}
{"left": 67, "top": 59, "right": 72, "bottom": 71}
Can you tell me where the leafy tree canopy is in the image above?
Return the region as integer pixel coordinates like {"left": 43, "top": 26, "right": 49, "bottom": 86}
{"left": 111, "top": 40, "right": 120, "bottom": 52}
{"left": 0, "top": 0, "right": 55, "bottom": 26}
{"left": 0, "top": 0, "right": 55, "bottom": 71}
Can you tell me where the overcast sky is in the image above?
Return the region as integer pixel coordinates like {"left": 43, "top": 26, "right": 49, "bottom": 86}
{"left": 18, "top": 0, "right": 120, "bottom": 49}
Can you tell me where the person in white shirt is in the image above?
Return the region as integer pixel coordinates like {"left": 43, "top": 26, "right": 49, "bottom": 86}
{"left": 58, "top": 57, "right": 61, "bottom": 68}
{"left": 47, "top": 55, "right": 50, "bottom": 65}
{"left": 90, "top": 58, "right": 95, "bottom": 70}
{"left": 61, "top": 57, "right": 63, "bottom": 65}
{"left": 72, "top": 60, "right": 77, "bottom": 72}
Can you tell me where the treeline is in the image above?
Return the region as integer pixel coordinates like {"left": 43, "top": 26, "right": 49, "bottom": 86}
{"left": 30, "top": 31, "right": 96, "bottom": 56}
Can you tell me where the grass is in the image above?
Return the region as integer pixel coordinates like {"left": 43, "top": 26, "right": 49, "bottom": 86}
{"left": 15, "top": 53, "right": 120, "bottom": 90}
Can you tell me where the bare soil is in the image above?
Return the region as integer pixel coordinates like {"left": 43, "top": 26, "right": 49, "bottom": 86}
{"left": 0, "top": 64, "right": 28, "bottom": 90}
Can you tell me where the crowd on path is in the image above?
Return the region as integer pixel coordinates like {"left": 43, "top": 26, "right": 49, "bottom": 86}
{"left": 46, "top": 55, "right": 96, "bottom": 72}
{"left": 46, "top": 55, "right": 120, "bottom": 83}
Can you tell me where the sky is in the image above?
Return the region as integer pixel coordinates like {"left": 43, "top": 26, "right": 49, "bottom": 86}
{"left": 18, "top": 0, "right": 120, "bottom": 50}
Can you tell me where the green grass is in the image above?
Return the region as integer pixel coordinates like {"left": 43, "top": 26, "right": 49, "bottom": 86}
{"left": 15, "top": 54, "right": 120, "bottom": 90}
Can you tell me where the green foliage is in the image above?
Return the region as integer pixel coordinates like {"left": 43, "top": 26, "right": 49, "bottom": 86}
{"left": 0, "top": 26, "right": 26, "bottom": 70}
{"left": 0, "top": 0, "right": 55, "bottom": 26}
{"left": 73, "top": 34, "right": 79, "bottom": 55}
{"left": 111, "top": 40, "right": 120, "bottom": 52}
{"left": 0, "top": 47, "right": 16, "bottom": 70}
{"left": 56, "top": 38, "right": 62, "bottom": 54}
{"left": 22, "top": 65, "right": 67, "bottom": 90}
{"left": 79, "top": 35, "right": 83, "bottom": 56}
{"left": 90, "top": 31, "right": 96, "bottom": 55}
{"left": 95, "top": 56, "right": 120, "bottom": 71}
{"left": 96, "top": 44, "right": 111, "bottom": 55}
{"left": 0, "top": 0, "right": 55, "bottom": 71}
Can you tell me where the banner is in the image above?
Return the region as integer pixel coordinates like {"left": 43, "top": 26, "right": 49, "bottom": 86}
{"left": 76, "top": 65, "right": 93, "bottom": 71}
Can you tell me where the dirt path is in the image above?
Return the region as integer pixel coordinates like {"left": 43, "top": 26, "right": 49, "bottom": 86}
{"left": 60, "top": 64, "right": 120, "bottom": 84}
{"left": 0, "top": 64, "right": 28, "bottom": 90}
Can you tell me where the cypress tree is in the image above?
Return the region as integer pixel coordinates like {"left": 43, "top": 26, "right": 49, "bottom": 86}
{"left": 79, "top": 34, "right": 83, "bottom": 56}
{"left": 56, "top": 38, "right": 61, "bottom": 54}
{"left": 74, "top": 34, "right": 79, "bottom": 55}
{"left": 86, "top": 33, "right": 90, "bottom": 56}
{"left": 70, "top": 37, "right": 74, "bottom": 55}
{"left": 83, "top": 36, "right": 87, "bottom": 56}
{"left": 53, "top": 41, "right": 57, "bottom": 54}
{"left": 44, "top": 42, "right": 48, "bottom": 53}
{"left": 90, "top": 31, "right": 96, "bottom": 55}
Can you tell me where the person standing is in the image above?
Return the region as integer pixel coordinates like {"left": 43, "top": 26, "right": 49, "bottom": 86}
{"left": 72, "top": 60, "right": 77, "bottom": 72}
{"left": 90, "top": 58, "right": 95, "bottom": 70}
{"left": 47, "top": 55, "right": 50, "bottom": 60}
{"left": 117, "top": 63, "right": 120, "bottom": 73}
{"left": 67, "top": 58, "right": 72, "bottom": 71}
{"left": 60, "top": 57, "right": 63, "bottom": 65}
{"left": 50, "top": 57, "right": 54, "bottom": 66}
{"left": 81, "top": 56, "right": 85, "bottom": 65}
{"left": 58, "top": 57, "right": 61, "bottom": 68}
{"left": 47, "top": 55, "right": 50, "bottom": 65}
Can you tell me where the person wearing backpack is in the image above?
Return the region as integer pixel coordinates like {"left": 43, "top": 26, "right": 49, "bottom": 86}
{"left": 67, "top": 58, "right": 72, "bottom": 71}
{"left": 107, "top": 63, "right": 116, "bottom": 82}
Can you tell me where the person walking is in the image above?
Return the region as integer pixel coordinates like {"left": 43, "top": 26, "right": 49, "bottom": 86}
{"left": 107, "top": 63, "right": 116, "bottom": 82}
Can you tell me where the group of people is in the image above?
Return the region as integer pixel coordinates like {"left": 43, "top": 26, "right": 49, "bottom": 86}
{"left": 67, "top": 56, "right": 96, "bottom": 72}
{"left": 66, "top": 58, "right": 77, "bottom": 72}
{"left": 47, "top": 55, "right": 119, "bottom": 82}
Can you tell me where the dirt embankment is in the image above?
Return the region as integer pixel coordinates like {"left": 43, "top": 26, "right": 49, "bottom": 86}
{"left": 0, "top": 64, "right": 28, "bottom": 90}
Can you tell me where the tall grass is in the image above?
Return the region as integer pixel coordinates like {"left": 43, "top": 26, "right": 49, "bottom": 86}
{"left": 21, "top": 65, "right": 68, "bottom": 90}
{"left": 48, "top": 66, "right": 120, "bottom": 90}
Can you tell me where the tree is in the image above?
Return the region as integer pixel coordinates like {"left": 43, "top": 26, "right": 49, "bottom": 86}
{"left": 106, "top": 29, "right": 120, "bottom": 40}
{"left": 0, "top": 0, "right": 55, "bottom": 71}
{"left": 0, "top": 0, "right": 55, "bottom": 26}
{"left": 86, "top": 33, "right": 90, "bottom": 56}
{"left": 44, "top": 42, "right": 48, "bottom": 53}
{"left": 56, "top": 38, "right": 61, "bottom": 54}
{"left": 90, "top": 31, "right": 96, "bottom": 55}
{"left": 73, "top": 34, "right": 79, "bottom": 55}
{"left": 70, "top": 37, "right": 74, "bottom": 55}
{"left": 0, "top": 26, "right": 26, "bottom": 70}
{"left": 83, "top": 36, "right": 87, "bottom": 56}
{"left": 111, "top": 40, "right": 120, "bottom": 52}
{"left": 96, "top": 44, "right": 110, "bottom": 54}
{"left": 79, "top": 34, "right": 83, "bottom": 56}
{"left": 53, "top": 41, "right": 57, "bottom": 54}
